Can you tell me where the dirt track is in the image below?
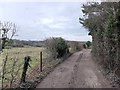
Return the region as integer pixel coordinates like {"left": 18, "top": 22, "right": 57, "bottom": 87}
{"left": 36, "top": 49, "right": 111, "bottom": 88}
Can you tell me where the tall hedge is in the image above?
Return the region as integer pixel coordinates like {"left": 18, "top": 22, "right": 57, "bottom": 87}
{"left": 80, "top": 2, "right": 120, "bottom": 78}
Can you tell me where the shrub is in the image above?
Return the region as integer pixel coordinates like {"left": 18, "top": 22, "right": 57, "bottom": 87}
{"left": 85, "top": 41, "right": 92, "bottom": 48}
{"left": 56, "top": 38, "right": 69, "bottom": 58}
{"left": 83, "top": 44, "right": 87, "bottom": 49}
{"left": 83, "top": 41, "right": 92, "bottom": 49}
{"left": 45, "top": 37, "right": 69, "bottom": 58}
{"left": 69, "top": 41, "right": 82, "bottom": 53}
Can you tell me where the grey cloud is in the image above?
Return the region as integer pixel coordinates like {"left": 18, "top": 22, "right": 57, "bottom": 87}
{"left": 0, "top": 2, "right": 92, "bottom": 41}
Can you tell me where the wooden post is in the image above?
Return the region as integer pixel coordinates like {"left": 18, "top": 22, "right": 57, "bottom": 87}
{"left": 40, "top": 52, "right": 42, "bottom": 72}
{"left": 20, "top": 56, "right": 31, "bottom": 84}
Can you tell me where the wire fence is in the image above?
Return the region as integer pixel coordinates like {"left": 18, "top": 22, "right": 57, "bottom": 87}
{"left": 1, "top": 47, "right": 71, "bottom": 89}
{"left": 0, "top": 47, "right": 51, "bottom": 88}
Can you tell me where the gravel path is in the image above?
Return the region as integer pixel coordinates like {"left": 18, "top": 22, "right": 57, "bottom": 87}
{"left": 36, "top": 49, "right": 111, "bottom": 88}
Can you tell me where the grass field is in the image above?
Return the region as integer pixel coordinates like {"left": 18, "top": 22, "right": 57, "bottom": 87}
{"left": 2, "top": 47, "right": 48, "bottom": 69}
{"left": 1, "top": 47, "right": 48, "bottom": 87}
{"left": 1, "top": 46, "right": 76, "bottom": 88}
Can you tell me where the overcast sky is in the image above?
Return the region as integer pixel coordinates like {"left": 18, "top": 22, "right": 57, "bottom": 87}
{"left": 0, "top": 2, "right": 92, "bottom": 41}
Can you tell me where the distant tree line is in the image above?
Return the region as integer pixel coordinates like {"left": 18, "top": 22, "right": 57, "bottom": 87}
{"left": 4, "top": 38, "right": 87, "bottom": 49}
{"left": 11, "top": 39, "right": 45, "bottom": 48}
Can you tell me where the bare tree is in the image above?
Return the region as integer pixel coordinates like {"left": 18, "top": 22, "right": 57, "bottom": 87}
{"left": 9, "top": 58, "right": 22, "bottom": 88}
{"left": 1, "top": 54, "right": 23, "bottom": 88}
{"left": 1, "top": 54, "right": 8, "bottom": 89}
{"left": 0, "top": 21, "right": 17, "bottom": 50}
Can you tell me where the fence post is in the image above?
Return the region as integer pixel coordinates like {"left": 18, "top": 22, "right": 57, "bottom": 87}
{"left": 40, "top": 52, "right": 42, "bottom": 72}
{"left": 20, "top": 56, "right": 31, "bottom": 84}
